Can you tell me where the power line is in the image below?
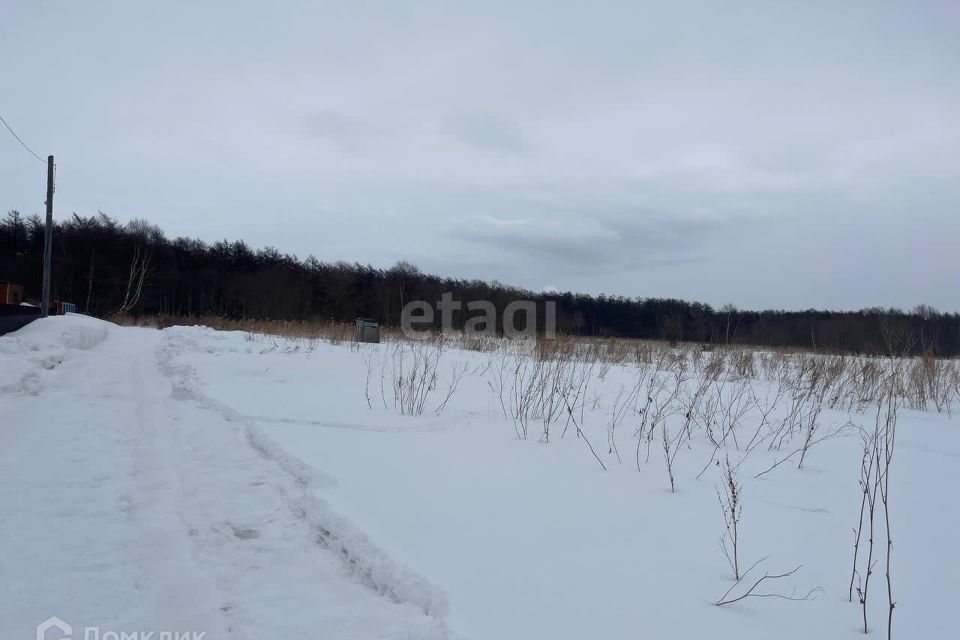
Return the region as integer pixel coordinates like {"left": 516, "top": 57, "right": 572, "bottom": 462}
{"left": 0, "top": 112, "right": 46, "bottom": 164}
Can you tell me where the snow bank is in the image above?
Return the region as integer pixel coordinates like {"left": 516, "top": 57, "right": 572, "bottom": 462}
{"left": 0, "top": 314, "right": 111, "bottom": 395}
{"left": 294, "top": 491, "right": 450, "bottom": 617}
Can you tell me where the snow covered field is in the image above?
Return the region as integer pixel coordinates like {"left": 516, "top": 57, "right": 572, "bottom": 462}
{"left": 2, "top": 316, "right": 958, "bottom": 639}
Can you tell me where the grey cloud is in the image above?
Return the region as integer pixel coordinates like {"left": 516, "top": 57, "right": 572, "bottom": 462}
{"left": 1, "top": 1, "right": 957, "bottom": 310}
{"left": 444, "top": 113, "right": 528, "bottom": 155}
{"left": 451, "top": 208, "right": 725, "bottom": 274}
{"left": 298, "top": 109, "right": 382, "bottom": 151}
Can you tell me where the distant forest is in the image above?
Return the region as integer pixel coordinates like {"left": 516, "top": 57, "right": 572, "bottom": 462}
{"left": 2, "top": 210, "right": 958, "bottom": 356}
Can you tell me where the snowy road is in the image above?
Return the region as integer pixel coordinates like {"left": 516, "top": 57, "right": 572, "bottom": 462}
{"left": 0, "top": 317, "right": 448, "bottom": 639}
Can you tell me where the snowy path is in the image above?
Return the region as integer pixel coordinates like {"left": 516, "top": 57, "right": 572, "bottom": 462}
{"left": 0, "top": 318, "right": 449, "bottom": 639}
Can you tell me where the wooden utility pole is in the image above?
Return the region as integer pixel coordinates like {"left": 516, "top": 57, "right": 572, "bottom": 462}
{"left": 41, "top": 155, "right": 54, "bottom": 317}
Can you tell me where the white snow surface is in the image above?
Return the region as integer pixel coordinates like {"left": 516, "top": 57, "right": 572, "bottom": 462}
{"left": 1, "top": 317, "right": 447, "bottom": 640}
{"left": 2, "top": 316, "right": 958, "bottom": 639}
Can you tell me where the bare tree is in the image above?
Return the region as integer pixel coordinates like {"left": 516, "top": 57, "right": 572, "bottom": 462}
{"left": 118, "top": 218, "right": 162, "bottom": 314}
{"left": 118, "top": 244, "right": 152, "bottom": 313}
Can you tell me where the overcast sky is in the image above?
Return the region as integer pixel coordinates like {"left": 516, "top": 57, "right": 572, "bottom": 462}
{"left": 2, "top": 1, "right": 957, "bottom": 311}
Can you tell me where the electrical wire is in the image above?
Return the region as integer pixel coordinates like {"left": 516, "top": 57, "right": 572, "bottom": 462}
{"left": 0, "top": 112, "right": 46, "bottom": 163}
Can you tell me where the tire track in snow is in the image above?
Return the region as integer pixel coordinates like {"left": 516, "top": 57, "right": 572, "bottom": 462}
{"left": 0, "top": 321, "right": 228, "bottom": 637}
{"left": 127, "top": 339, "right": 231, "bottom": 636}
{"left": 244, "top": 414, "right": 458, "bottom": 434}
{"left": 157, "top": 328, "right": 452, "bottom": 625}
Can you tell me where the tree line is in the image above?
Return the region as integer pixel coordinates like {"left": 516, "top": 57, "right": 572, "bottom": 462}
{"left": 2, "top": 210, "right": 958, "bottom": 356}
